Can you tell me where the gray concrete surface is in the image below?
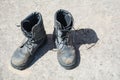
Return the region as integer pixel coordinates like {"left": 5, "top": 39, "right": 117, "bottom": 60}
{"left": 0, "top": 0, "right": 120, "bottom": 80}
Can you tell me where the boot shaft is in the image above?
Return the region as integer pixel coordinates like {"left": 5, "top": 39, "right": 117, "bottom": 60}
{"left": 54, "top": 9, "right": 73, "bottom": 30}
{"left": 54, "top": 9, "right": 74, "bottom": 37}
{"left": 21, "top": 12, "right": 46, "bottom": 43}
{"left": 53, "top": 9, "right": 74, "bottom": 49}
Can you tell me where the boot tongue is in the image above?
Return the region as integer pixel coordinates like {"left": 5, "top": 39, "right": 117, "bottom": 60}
{"left": 62, "top": 14, "right": 72, "bottom": 36}
{"left": 64, "top": 14, "right": 71, "bottom": 27}
{"left": 62, "top": 14, "right": 72, "bottom": 31}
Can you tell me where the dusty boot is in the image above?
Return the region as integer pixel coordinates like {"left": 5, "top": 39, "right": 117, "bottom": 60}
{"left": 53, "top": 9, "right": 77, "bottom": 69}
{"left": 11, "top": 12, "right": 47, "bottom": 70}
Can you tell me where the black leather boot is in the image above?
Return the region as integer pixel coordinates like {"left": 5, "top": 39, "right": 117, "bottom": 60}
{"left": 53, "top": 9, "right": 77, "bottom": 69}
{"left": 11, "top": 12, "right": 47, "bottom": 70}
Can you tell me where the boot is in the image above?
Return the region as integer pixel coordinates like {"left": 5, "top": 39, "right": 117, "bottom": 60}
{"left": 11, "top": 12, "right": 47, "bottom": 70}
{"left": 53, "top": 9, "right": 77, "bottom": 69}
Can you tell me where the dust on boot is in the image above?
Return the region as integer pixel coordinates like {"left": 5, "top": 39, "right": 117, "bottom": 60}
{"left": 11, "top": 12, "right": 47, "bottom": 70}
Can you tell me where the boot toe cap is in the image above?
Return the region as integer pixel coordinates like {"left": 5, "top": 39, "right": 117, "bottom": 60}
{"left": 57, "top": 46, "right": 76, "bottom": 68}
{"left": 11, "top": 48, "right": 29, "bottom": 68}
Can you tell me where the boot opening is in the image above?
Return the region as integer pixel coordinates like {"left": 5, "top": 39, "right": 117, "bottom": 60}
{"left": 56, "top": 10, "right": 71, "bottom": 28}
{"left": 22, "top": 13, "right": 39, "bottom": 32}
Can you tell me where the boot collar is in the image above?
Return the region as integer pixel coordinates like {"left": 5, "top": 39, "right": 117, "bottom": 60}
{"left": 21, "top": 12, "right": 42, "bottom": 38}
{"left": 54, "top": 9, "right": 74, "bottom": 31}
{"left": 21, "top": 12, "right": 46, "bottom": 43}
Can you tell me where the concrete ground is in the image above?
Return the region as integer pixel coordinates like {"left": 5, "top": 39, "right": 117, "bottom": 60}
{"left": 0, "top": 0, "right": 120, "bottom": 80}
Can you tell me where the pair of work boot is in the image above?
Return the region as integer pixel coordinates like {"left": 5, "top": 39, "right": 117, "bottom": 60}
{"left": 11, "top": 9, "right": 77, "bottom": 70}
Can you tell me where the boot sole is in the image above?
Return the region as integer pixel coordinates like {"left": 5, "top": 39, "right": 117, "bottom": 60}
{"left": 11, "top": 36, "right": 47, "bottom": 70}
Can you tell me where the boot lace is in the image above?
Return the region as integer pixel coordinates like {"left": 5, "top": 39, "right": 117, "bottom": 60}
{"left": 26, "top": 38, "right": 34, "bottom": 49}
{"left": 16, "top": 24, "right": 34, "bottom": 50}
{"left": 20, "top": 38, "right": 35, "bottom": 51}
{"left": 57, "top": 27, "right": 76, "bottom": 50}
